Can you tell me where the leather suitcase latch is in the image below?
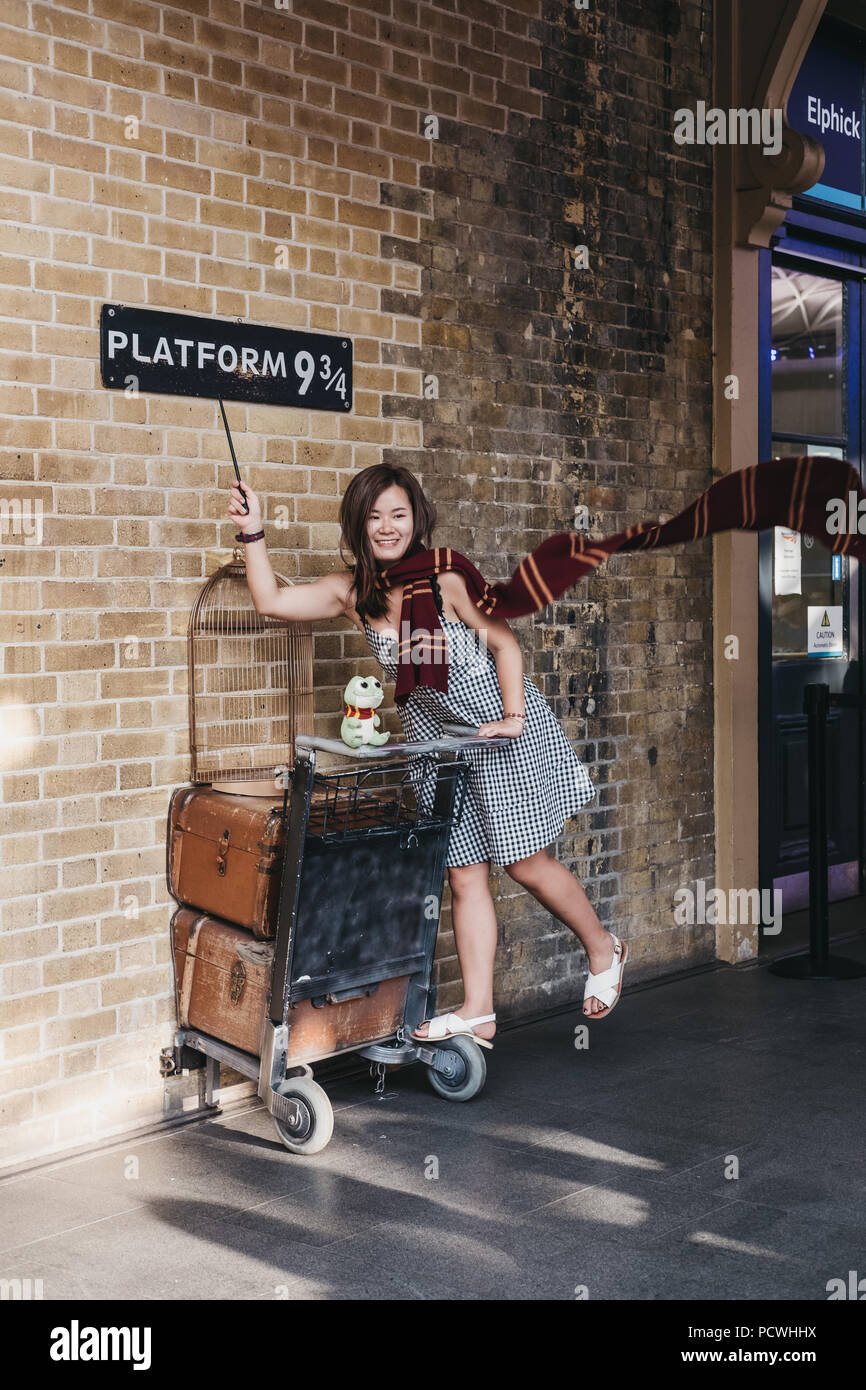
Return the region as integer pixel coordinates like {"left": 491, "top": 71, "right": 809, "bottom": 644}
{"left": 230, "top": 958, "right": 246, "bottom": 1004}
{"left": 216, "top": 828, "right": 230, "bottom": 877}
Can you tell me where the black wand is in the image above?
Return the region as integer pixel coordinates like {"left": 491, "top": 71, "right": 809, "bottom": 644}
{"left": 218, "top": 396, "right": 249, "bottom": 515}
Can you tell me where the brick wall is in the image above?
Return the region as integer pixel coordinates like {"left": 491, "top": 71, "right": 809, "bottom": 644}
{"left": 0, "top": 0, "right": 714, "bottom": 1169}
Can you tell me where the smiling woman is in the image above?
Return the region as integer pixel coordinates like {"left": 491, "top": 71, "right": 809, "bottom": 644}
{"left": 337, "top": 465, "right": 437, "bottom": 623}
{"left": 227, "top": 464, "right": 624, "bottom": 1046}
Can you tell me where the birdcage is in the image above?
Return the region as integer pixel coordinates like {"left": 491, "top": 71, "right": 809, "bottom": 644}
{"left": 187, "top": 548, "right": 313, "bottom": 791}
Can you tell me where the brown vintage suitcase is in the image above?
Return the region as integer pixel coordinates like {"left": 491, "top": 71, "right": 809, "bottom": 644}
{"left": 171, "top": 906, "right": 274, "bottom": 1055}
{"left": 170, "top": 906, "right": 411, "bottom": 1063}
{"left": 167, "top": 786, "right": 289, "bottom": 939}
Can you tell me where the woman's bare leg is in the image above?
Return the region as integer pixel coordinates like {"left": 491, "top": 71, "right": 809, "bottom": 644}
{"left": 413, "top": 861, "right": 497, "bottom": 1042}
{"left": 505, "top": 848, "right": 617, "bottom": 1015}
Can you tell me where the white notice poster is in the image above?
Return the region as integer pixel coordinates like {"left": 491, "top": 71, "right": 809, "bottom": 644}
{"left": 807, "top": 605, "right": 844, "bottom": 658}
{"left": 774, "top": 527, "right": 802, "bottom": 595}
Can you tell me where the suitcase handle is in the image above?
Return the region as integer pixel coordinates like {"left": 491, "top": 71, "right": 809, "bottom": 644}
{"left": 312, "top": 983, "right": 381, "bottom": 1006}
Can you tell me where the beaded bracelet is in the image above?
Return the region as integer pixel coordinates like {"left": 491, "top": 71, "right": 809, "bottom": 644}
{"left": 235, "top": 530, "right": 265, "bottom": 544}
{"left": 504, "top": 712, "right": 526, "bottom": 722}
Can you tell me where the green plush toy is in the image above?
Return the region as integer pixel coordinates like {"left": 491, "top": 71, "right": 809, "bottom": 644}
{"left": 340, "top": 675, "right": 391, "bottom": 749}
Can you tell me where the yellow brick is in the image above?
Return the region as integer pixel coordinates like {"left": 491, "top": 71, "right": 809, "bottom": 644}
{"left": 56, "top": 663, "right": 100, "bottom": 698}
{"left": 1, "top": 961, "right": 42, "bottom": 994}
{"left": 0, "top": 732, "right": 60, "bottom": 775}
{"left": 31, "top": 5, "right": 103, "bottom": 42}
{"left": 119, "top": 941, "right": 154, "bottom": 971}
{"left": 101, "top": 967, "right": 169, "bottom": 1006}
{"left": 31, "top": 132, "right": 106, "bottom": 173}
{"left": 93, "top": 177, "right": 163, "bottom": 215}
{"left": 55, "top": 298, "right": 99, "bottom": 329}
{"left": 44, "top": 1010, "right": 117, "bottom": 1051}
{"left": 0, "top": 351, "right": 52, "bottom": 383}
{"left": 61, "top": 1045, "right": 99, "bottom": 1077}
{"left": 57, "top": 732, "right": 99, "bottom": 766}
{"left": 43, "top": 824, "right": 113, "bottom": 858}
{"left": 58, "top": 1045, "right": 99, "bottom": 1073}
{"left": 41, "top": 643, "right": 115, "bottom": 674}
{"left": 31, "top": 193, "right": 104, "bottom": 236}
{"left": 56, "top": 793, "right": 97, "bottom": 826}
{"left": 31, "top": 69, "right": 107, "bottom": 110}
{"left": 107, "top": 149, "right": 144, "bottom": 181}
{"left": 92, "top": 113, "right": 162, "bottom": 155}
{"left": 37, "top": 453, "right": 109, "bottom": 485}
{"left": 100, "top": 911, "right": 160, "bottom": 946}
{"left": 98, "top": 791, "right": 171, "bottom": 823}
{"left": 99, "top": 732, "right": 174, "bottom": 762}
{"left": 60, "top": 982, "right": 100, "bottom": 1015}
{"left": 53, "top": 40, "right": 90, "bottom": 77}
{"left": 54, "top": 106, "right": 90, "bottom": 139}
{"left": 0, "top": 319, "right": 34, "bottom": 353}
{"left": 0, "top": 383, "right": 33, "bottom": 414}
{"left": 0, "top": 803, "right": 56, "bottom": 849}
{"left": 90, "top": 238, "right": 162, "bottom": 274}
{"left": 100, "top": 850, "right": 164, "bottom": 886}
{"left": 34, "top": 264, "right": 108, "bottom": 297}
{"left": 43, "top": 704, "right": 116, "bottom": 737}
{"left": 0, "top": 832, "right": 44, "bottom": 867}
{"left": 34, "top": 1073, "right": 111, "bottom": 1116}
{"left": 0, "top": 286, "right": 52, "bottom": 319}
{"left": 43, "top": 950, "right": 116, "bottom": 987}
{"left": 61, "top": 922, "right": 98, "bottom": 952}
{"left": 0, "top": 1092, "right": 35, "bottom": 1125}
{"left": 91, "top": 51, "right": 162, "bottom": 92}
{"left": 57, "top": 617, "right": 98, "bottom": 642}
{"left": 41, "top": 580, "right": 118, "bottom": 608}
{"left": 0, "top": 1054, "right": 58, "bottom": 1090}
{"left": 57, "top": 490, "right": 99, "bottom": 520}
{"left": 0, "top": 991, "right": 59, "bottom": 1029}
{"left": 0, "top": 1023, "right": 41, "bottom": 1059}
{"left": 60, "top": 857, "right": 98, "bottom": 889}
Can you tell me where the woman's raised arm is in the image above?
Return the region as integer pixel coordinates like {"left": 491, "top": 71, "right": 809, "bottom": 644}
{"left": 227, "top": 480, "right": 352, "bottom": 621}
{"left": 261, "top": 570, "right": 351, "bottom": 621}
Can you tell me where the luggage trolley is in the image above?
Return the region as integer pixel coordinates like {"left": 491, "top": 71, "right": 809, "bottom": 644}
{"left": 163, "top": 731, "right": 510, "bottom": 1156}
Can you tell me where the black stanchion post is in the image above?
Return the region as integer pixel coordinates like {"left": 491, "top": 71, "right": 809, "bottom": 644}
{"left": 769, "top": 682, "right": 866, "bottom": 980}
{"left": 807, "top": 681, "right": 830, "bottom": 970}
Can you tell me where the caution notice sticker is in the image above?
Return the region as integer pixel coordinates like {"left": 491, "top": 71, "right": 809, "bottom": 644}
{"left": 807, "top": 604, "right": 844, "bottom": 657}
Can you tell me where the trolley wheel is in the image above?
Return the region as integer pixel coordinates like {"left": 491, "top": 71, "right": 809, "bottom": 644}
{"left": 425, "top": 1035, "right": 486, "bottom": 1102}
{"left": 271, "top": 1078, "right": 334, "bottom": 1155}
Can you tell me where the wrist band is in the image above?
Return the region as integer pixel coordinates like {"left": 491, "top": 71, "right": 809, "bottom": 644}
{"left": 504, "top": 712, "right": 526, "bottom": 722}
{"left": 235, "top": 530, "right": 265, "bottom": 543}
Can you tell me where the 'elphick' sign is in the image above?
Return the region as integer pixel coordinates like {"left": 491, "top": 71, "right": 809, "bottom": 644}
{"left": 100, "top": 304, "right": 352, "bottom": 410}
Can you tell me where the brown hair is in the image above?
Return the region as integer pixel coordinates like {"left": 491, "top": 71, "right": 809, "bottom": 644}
{"left": 339, "top": 465, "right": 437, "bottom": 620}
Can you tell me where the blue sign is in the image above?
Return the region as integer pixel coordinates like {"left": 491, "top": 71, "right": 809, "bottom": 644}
{"left": 788, "top": 36, "right": 865, "bottom": 211}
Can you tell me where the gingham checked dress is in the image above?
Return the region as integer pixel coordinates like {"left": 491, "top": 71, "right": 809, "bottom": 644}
{"left": 360, "top": 583, "right": 596, "bottom": 868}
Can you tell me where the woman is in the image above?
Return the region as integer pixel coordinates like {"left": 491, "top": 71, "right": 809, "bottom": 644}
{"left": 227, "top": 464, "right": 628, "bottom": 1047}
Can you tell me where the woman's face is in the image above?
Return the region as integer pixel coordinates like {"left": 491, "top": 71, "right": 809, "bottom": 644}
{"left": 366, "top": 485, "right": 414, "bottom": 565}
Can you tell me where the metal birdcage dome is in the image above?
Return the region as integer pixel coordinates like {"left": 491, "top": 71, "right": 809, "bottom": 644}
{"left": 187, "top": 549, "right": 313, "bottom": 788}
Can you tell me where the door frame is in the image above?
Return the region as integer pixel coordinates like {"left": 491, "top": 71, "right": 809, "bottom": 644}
{"left": 758, "top": 208, "right": 866, "bottom": 905}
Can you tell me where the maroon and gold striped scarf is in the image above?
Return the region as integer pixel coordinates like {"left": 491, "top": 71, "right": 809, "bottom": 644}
{"left": 374, "top": 455, "right": 866, "bottom": 706}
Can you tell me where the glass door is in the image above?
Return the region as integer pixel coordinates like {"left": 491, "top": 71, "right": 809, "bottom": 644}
{"left": 758, "top": 250, "right": 864, "bottom": 923}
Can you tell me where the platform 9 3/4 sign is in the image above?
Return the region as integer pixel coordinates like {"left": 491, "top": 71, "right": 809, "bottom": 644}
{"left": 100, "top": 304, "right": 352, "bottom": 411}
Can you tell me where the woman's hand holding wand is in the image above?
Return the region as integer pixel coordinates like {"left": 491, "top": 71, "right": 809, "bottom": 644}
{"left": 227, "top": 481, "right": 264, "bottom": 534}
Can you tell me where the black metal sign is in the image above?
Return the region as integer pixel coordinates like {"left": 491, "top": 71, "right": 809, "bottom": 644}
{"left": 99, "top": 304, "right": 352, "bottom": 410}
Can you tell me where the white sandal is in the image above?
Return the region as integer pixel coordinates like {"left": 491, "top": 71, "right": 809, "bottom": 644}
{"left": 412, "top": 1012, "right": 496, "bottom": 1050}
{"left": 583, "top": 935, "right": 628, "bottom": 1019}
